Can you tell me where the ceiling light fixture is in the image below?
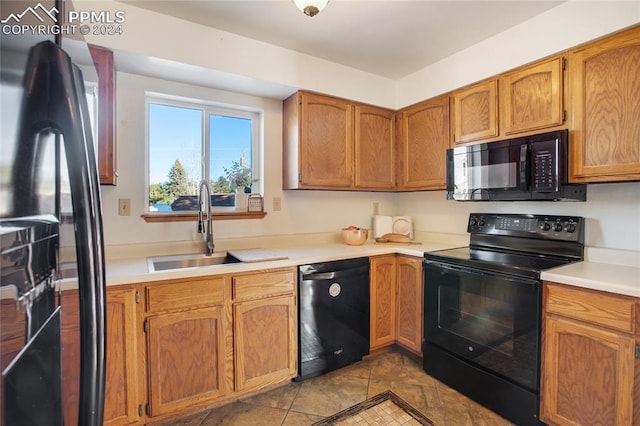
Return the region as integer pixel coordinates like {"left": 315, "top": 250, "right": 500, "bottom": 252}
{"left": 293, "top": 0, "right": 330, "bottom": 17}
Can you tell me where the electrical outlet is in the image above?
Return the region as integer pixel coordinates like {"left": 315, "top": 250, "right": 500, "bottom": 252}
{"left": 273, "top": 197, "right": 281, "bottom": 211}
{"left": 373, "top": 202, "right": 379, "bottom": 216}
{"left": 118, "top": 198, "right": 131, "bottom": 216}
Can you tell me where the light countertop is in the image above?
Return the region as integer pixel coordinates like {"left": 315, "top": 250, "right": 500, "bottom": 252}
{"left": 99, "top": 240, "right": 457, "bottom": 287}
{"left": 541, "top": 261, "right": 640, "bottom": 297}
{"left": 58, "top": 233, "right": 640, "bottom": 298}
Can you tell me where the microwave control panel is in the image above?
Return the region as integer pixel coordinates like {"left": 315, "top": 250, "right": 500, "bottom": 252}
{"left": 531, "top": 139, "right": 559, "bottom": 192}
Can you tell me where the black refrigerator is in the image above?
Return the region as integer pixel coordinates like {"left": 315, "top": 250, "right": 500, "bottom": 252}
{"left": 0, "top": 16, "right": 106, "bottom": 426}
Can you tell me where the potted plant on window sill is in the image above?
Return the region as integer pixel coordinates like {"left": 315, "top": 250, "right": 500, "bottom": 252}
{"left": 224, "top": 161, "right": 258, "bottom": 211}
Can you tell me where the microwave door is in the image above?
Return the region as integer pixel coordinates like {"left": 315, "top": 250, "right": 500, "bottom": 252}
{"left": 449, "top": 142, "right": 526, "bottom": 201}
{"left": 12, "top": 41, "right": 106, "bottom": 426}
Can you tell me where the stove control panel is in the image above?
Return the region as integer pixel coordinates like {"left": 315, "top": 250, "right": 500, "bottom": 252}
{"left": 468, "top": 213, "right": 584, "bottom": 242}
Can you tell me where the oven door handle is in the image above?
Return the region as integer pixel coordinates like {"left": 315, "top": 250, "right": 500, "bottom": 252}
{"left": 424, "top": 260, "right": 539, "bottom": 286}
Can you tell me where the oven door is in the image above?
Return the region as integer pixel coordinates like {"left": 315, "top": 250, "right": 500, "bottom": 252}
{"left": 424, "top": 259, "right": 541, "bottom": 391}
{"left": 446, "top": 139, "right": 530, "bottom": 201}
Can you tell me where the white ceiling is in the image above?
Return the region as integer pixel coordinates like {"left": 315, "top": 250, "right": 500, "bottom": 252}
{"left": 120, "top": 0, "right": 564, "bottom": 80}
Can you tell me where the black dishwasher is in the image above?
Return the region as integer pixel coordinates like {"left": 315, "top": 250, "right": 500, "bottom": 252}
{"left": 296, "top": 257, "right": 370, "bottom": 381}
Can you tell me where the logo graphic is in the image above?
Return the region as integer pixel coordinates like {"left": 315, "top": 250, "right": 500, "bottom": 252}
{"left": 1, "top": 3, "right": 58, "bottom": 24}
{"left": 2, "top": 2, "right": 125, "bottom": 36}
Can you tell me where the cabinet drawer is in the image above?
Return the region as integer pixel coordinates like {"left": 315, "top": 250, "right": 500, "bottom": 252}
{"left": 545, "top": 283, "right": 638, "bottom": 334}
{"left": 146, "top": 277, "right": 224, "bottom": 313}
{"left": 233, "top": 270, "right": 295, "bottom": 300}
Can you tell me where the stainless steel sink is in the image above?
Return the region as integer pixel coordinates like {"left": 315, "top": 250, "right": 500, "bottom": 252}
{"left": 148, "top": 252, "right": 242, "bottom": 272}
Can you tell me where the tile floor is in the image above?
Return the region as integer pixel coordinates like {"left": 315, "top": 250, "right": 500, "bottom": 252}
{"left": 167, "top": 349, "right": 514, "bottom": 426}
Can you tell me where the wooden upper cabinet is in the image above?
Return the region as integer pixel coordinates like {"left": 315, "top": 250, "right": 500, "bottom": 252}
{"left": 283, "top": 91, "right": 353, "bottom": 189}
{"left": 568, "top": 25, "right": 640, "bottom": 183}
{"left": 501, "top": 56, "right": 564, "bottom": 135}
{"left": 354, "top": 104, "right": 395, "bottom": 190}
{"left": 452, "top": 79, "right": 498, "bottom": 144}
{"left": 88, "top": 44, "right": 117, "bottom": 186}
{"left": 283, "top": 91, "right": 395, "bottom": 191}
{"left": 396, "top": 95, "right": 450, "bottom": 190}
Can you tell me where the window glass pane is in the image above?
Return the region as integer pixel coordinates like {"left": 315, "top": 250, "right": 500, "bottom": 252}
{"left": 209, "top": 115, "right": 253, "bottom": 193}
{"left": 148, "top": 103, "right": 202, "bottom": 212}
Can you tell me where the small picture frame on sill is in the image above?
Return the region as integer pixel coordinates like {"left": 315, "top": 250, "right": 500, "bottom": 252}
{"left": 247, "top": 194, "right": 264, "bottom": 212}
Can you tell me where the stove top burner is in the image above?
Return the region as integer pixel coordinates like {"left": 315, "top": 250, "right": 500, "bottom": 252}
{"left": 424, "top": 213, "right": 585, "bottom": 279}
{"left": 426, "top": 246, "right": 575, "bottom": 279}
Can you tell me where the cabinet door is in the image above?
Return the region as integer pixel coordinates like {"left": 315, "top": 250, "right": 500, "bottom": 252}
{"left": 541, "top": 316, "right": 636, "bottom": 425}
{"left": 88, "top": 44, "right": 117, "bottom": 185}
{"left": 453, "top": 79, "right": 498, "bottom": 144}
{"left": 569, "top": 26, "right": 640, "bottom": 182}
{"left": 104, "top": 288, "right": 144, "bottom": 425}
{"left": 397, "top": 95, "right": 450, "bottom": 190}
{"left": 146, "top": 307, "right": 225, "bottom": 417}
{"left": 299, "top": 92, "right": 354, "bottom": 188}
{"left": 354, "top": 105, "right": 395, "bottom": 190}
{"left": 370, "top": 255, "right": 396, "bottom": 349}
{"left": 234, "top": 295, "right": 297, "bottom": 392}
{"left": 501, "top": 57, "right": 564, "bottom": 135}
{"left": 395, "top": 256, "right": 423, "bottom": 355}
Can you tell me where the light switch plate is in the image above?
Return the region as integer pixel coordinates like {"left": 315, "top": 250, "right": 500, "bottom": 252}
{"left": 118, "top": 198, "right": 131, "bottom": 216}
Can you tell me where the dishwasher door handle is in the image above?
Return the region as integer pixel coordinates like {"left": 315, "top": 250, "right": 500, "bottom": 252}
{"left": 302, "top": 265, "right": 369, "bottom": 281}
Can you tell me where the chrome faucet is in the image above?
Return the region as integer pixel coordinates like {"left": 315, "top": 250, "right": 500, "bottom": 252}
{"left": 197, "top": 180, "right": 214, "bottom": 255}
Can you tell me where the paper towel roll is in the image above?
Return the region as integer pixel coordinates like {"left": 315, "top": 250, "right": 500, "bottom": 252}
{"left": 373, "top": 215, "right": 393, "bottom": 238}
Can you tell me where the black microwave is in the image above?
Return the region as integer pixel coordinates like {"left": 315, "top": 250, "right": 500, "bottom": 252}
{"left": 446, "top": 130, "right": 586, "bottom": 201}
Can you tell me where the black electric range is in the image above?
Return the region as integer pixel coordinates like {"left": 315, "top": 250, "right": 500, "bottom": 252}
{"left": 422, "top": 213, "right": 584, "bottom": 426}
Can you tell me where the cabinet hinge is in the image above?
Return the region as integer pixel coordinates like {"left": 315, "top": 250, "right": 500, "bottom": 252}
{"left": 138, "top": 404, "right": 143, "bottom": 417}
{"left": 145, "top": 403, "right": 150, "bottom": 416}
{"left": 562, "top": 57, "right": 567, "bottom": 70}
{"left": 298, "top": 173, "right": 303, "bottom": 183}
{"left": 562, "top": 110, "right": 567, "bottom": 122}
{"left": 298, "top": 95, "right": 302, "bottom": 105}
{"left": 135, "top": 290, "right": 140, "bottom": 304}
{"left": 635, "top": 343, "right": 640, "bottom": 359}
{"left": 143, "top": 319, "right": 148, "bottom": 333}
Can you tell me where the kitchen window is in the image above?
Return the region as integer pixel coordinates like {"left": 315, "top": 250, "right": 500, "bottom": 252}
{"left": 145, "top": 94, "right": 261, "bottom": 218}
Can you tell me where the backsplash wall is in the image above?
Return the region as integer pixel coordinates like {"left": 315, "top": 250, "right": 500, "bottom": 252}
{"left": 398, "top": 182, "right": 640, "bottom": 252}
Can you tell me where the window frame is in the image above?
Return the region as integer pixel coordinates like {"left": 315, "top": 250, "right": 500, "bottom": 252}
{"left": 144, "top": 92, "right": 262, "bottom": 216}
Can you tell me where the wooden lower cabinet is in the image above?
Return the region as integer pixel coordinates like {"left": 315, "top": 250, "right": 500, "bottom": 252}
{"left": 146, "top": 306, "right": 226, "bottom": 417}
{"left": 104, "top": 288, "right": 144, "bottom": 425}
{"left": 395, "top": 256, "right": 423, "bottom": 355}
{"left": 234, "top": 295, "right": 297, "bottom": 392}
{"left": 370, "top": 254, "right": 423, "bottom": 355}
{"left": 370, "top": 255, "right": 397, "bottom": 349}
{"left": 541, "top": 282, "right": 640, "bottom": 425}
{"left": 60, "top": 287, "right": 143, "bottom": 425}
{"left": 137, "top": 267, "right": 296, "bottom": 422}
